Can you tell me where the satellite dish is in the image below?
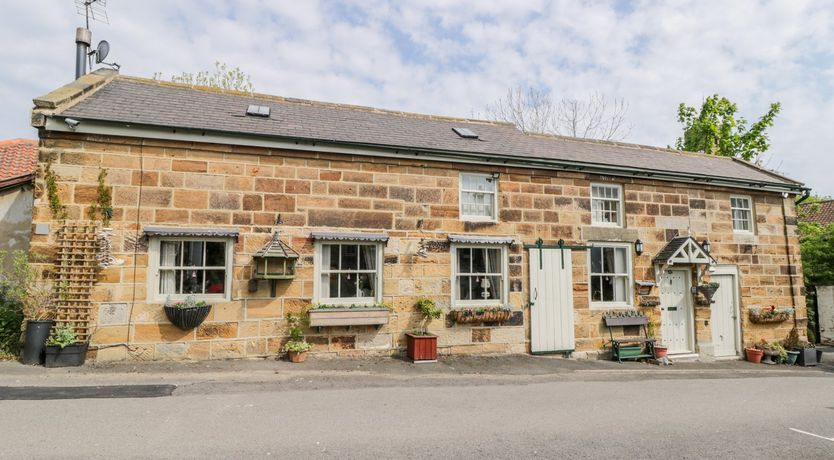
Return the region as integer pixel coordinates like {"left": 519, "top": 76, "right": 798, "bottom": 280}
{"left": 95, "top": 40, "right": 109, "bottom": 63}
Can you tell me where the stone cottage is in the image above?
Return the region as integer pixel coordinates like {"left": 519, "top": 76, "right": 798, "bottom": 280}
{"left": 28, "top": 69, "right": 809, "bottom": 361}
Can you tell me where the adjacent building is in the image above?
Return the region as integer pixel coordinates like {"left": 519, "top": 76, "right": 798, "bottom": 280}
{"left": 0, "top": 138, "right": 37, "bottom": 270}
{"left": 29, "top": 70, "right": 808, "bottom": 361}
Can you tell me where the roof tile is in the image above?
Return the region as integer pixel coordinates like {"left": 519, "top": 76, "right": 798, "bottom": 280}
{"left": 0, "top": 139, "right": 38, "bottom": 183}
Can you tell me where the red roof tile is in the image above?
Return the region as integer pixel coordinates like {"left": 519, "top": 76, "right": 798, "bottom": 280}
{"left": 799, "top": 200, "right": 834, "bottom": 226}
{"left": 0, "top": 139, "right": 38, "bottom": 184}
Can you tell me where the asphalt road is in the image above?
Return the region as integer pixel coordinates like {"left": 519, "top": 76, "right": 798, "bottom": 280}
{"left": 2, "top": 372, "right": 833, "bottom": 459}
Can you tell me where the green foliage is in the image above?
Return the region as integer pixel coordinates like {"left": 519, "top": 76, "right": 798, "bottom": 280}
{"left": 167, "top": 295, "right": 209, "bottom": 309}
{"left": 312, "top": 303, "right": 392, "bottom": 310}
{"left": 798, "top": 221, "right": 834, "bottom": 286}
{"left": 675, "top": 94, "right": 780, "bottom": 162}
{"left": 87, "top": 168, "right": 112, "bottom": 226}
{"left": 155, "top": 62, "right": 254, "bottom": 93}
{"left": 46, "top": 324, "right": 78, "bottom": 349}
{"left": 44, "top": 160, "right": 66, "bottom": 220}
{"left": 783, "top": 327, "right": 800, "bottom": 350}
{"left": 0, "top": 303, "right": 23, "bottom": 356}
{"left": 282, "top": 312, "right": 312, "bottom": 353}
{"left": 414, "top": 298, "right": 443, "bottom": 334}
{"left": 646, "top": 317, "right": 656, "bottom": 339}
{"left": 0, "top": 251, "right": 54, "bottom": 321}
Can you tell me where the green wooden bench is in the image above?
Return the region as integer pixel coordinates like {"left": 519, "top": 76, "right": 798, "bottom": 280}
{"left": 603, "top": 314, "right": 656, "bottom": 363}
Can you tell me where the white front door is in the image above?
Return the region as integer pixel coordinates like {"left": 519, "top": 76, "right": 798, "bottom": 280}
{"left": 710, "top": 268, "right": 740, "bottom": 357}
{"left": 529, "top": 248, "right": 575, "bottom": 353}
{"left": 660, "top": 269, "right": 694, "bottom": 354}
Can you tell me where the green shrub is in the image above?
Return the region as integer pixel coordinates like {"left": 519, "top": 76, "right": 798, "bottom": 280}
{"left": 0, "top": 302, "right": 23, "bottom": 356}
{"left": 46, "top": 325, "right": 78, "bottom": 349}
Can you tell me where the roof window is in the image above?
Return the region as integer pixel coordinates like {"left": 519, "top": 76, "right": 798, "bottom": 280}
{"left": 246, "top": 104, "right": 270, "bottom": 117}
{"left": 452, "top": 127, "right": 479, "bottom": 139}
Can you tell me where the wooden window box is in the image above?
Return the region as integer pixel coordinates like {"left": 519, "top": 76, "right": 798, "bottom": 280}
{"left": 308, "top": 308, "right": 390, "bottom": 329}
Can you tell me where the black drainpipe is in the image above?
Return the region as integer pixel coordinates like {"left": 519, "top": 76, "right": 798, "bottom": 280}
{"left": 781, "top": 194, "right": 798, "bottom": 326}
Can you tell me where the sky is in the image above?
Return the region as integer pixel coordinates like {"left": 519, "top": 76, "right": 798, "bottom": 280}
{"left": 1, "top": 0, "right": 833, "bottom": 195}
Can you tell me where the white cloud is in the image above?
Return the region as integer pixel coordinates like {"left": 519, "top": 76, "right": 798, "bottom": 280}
{"left": 1, "top": 0, "right": 832, "bottom": 194}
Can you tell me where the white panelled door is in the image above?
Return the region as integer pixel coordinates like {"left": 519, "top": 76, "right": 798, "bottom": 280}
{"left": 660, "top": 269, "right": 694, "bottom": 354}
{"left": 710, "top": 270, "right": 740, "bottom": 357}
{"left": 529, "top": 248, "right": 575, "bottom": 353}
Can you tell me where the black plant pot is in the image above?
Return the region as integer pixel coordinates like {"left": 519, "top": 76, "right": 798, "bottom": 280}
{"left": 44, "top": 343, "right": 88, "bottom": 368}
{"left": 794, "top": 348, "right": 818, "bottom": 366}
{"left": 164, "top": 305, "right": 212, "bottom": 330}
{"left": 21, "top": 320, "right": 54, "bottom": 365}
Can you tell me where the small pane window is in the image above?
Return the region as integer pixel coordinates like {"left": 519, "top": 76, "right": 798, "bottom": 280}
{"left": 589, "top": 245, "right": 631, "bottom": 306}
{"left": 730, "top": 196, "right": 753, "bottom": 232}
{"left": 319, "top": 243, "right": 381, "bottom": 303}
{"left": 453, "top": 246, "right": 506, "bottom": 305}
{"left": 460, "top": 173, "right": 497, "bottom": 221}
{"left": 591, "top": 184, "right": 623, "bottom": 227}
{"left": 156, "top": 239, "right": 229, "bottom": 298}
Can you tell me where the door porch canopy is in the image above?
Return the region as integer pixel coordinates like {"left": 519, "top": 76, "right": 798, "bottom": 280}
{"left": 652, "top": 236, "right": 716, "bottom": 281}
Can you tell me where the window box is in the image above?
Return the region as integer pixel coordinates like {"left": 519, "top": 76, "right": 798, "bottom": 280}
{"left": 448, "top": 308, "right": 513, "bottom": 324}
{"left": 308, "top": 307, "right": 390, "bottom": 328}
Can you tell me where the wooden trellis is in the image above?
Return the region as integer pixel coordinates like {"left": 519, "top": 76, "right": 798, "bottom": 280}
{"left": 54, "top": 222, "right": 100, "bottom": 342}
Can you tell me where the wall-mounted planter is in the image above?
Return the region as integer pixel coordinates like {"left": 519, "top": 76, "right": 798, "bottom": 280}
{"left": 45, "top": 343, "right": 88, "bottom": 368}
{"left": 693, "top": 284, "right": 719, "bottom": 304}
{"left": 164, "top": 305, "right": 212, "bottom": 330}
{"left": 449, "top": 309, "right": 513, "bottom": 324}
{"left": 308, "top": 308, "right": 389, "bottom": 328}
{"left": 749, "top": 307, "right": 792, "bottom": 324}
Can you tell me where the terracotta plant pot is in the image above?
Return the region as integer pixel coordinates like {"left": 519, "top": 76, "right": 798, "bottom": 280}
{"left": 654, "top": 346, "right": 668, "bottom": 359}
{"left": 745, "top": 347, "right": 763, "bottom": 364}
{"left": 288, "top": 350, "right": 308, "bottom": 363}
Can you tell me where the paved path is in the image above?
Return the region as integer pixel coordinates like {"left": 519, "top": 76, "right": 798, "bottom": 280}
{"left": 1, "top": 355, "right": 833, "bottom": 459}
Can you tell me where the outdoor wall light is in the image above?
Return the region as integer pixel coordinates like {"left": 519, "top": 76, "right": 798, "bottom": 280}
{"left": 701, "top": 239, "right": 711, "bottom": 255}
{"left": 634, "top": 239, "right": 644, "bottom": 256}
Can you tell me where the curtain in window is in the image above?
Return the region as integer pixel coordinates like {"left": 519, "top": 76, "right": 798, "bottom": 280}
{"left": 359, "top": 245, "right": 376, "bottom": 297}
{"left": 159, "top": 241, "right": 178, "bottom": 295}
{"left": 485, "top": 248, "right": 501, "bottom": 301}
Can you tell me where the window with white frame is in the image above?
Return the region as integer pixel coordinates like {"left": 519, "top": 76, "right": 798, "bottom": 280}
{"left": 150, "top": 238, "right": 233, "bottom": 301}
{"left": 316, "top": 243, "right": 382, "bottom": 304}
{"left": 460, "top": 173, "right": 497, "bottom": 221}
{"left": 591, "top": 183, "right": 623, "bottom": 227}
{"left": 589, "top": 244, "right": 631, "bottom": 307}
{"left": 730, "top": 196, "right": 753, "bottom": 232}
{"left": 452, "top": 245, "right": 507, "bottom": 305}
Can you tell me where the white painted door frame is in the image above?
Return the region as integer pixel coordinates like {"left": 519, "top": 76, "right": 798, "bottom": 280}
{"left": 659, "top": 267, "right": 695, "bottom": 354}
{"left": 710, "top": 265, "right": 742, "bottom": 357}
{"left": 529, "top": 248, "right": 575, "bottom": 354}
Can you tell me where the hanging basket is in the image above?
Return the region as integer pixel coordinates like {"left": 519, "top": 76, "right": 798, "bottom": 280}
{"left": 164, "top": 305, "right": 212, "bottom": 330}
{"left": 695, "top": 284, "right": 720, "bottom": 303}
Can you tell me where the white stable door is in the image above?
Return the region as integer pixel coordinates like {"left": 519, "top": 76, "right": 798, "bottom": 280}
{"left": 710, "top": 270, "right": 740, "bottom": 357}
{"left": 660, "top": 269, "right": 694, "bottom": 354}
{"left": 529, "top": 248, "right": 575, "bottom": 353}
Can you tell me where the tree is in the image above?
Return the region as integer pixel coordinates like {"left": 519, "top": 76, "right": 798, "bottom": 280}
{"left": 153, "top": 61, "right": 254, "bottom": 93}
{"left": 798, "top": 196, "right": 834, "bottom": 286}
{"left": 675, "top": 94, "right": 780, "bottom": 162}
{"left": 484, "top": 86, "right": 631, "bottom": 141}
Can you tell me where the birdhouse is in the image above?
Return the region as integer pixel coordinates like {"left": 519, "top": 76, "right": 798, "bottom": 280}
{"left": 252, "top": 232, "right": 299, "bottom": 281}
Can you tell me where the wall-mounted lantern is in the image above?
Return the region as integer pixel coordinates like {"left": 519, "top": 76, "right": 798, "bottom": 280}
{"left": 701, "top": 239, "right": 711, "bottom": 255}
{"left": 251, "top": 232, "right": 299, "bottom": 297}
{"left": 634, "top": 239, "right": 644, "bottom": 256}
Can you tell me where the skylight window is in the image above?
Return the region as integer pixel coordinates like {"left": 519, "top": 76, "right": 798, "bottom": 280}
{"left": 246, "top": 104, "right": 270, "bottom": 117}
{"left": 453, "top": 127, "right": 479, "bottom": 139}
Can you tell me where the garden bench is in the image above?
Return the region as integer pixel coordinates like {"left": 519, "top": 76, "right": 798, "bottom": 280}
{"left": 603, "top": 314, "right": 656, "bottom": 363}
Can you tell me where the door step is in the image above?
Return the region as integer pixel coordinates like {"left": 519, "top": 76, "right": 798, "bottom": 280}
{"left": 668, "top": 353, "right": 699, "bottom": 362}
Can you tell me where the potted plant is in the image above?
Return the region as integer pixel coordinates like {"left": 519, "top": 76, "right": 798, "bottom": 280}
{"left": 406, "top": 298, "right": 442, "bottom": 363}
{"left": 783, "top": 327, "right": 800, "bottom": 365}
{"left": 745, "top": 344, "right": 764, "bottom": 363}
{"left": 19, "top": 271, "right": 57, "bottom": 365}
{"left": 163, "top": 295, "right": 212, "bottom": 330}
{"left": 282, "top": 313, "right": 312, "bottom": 363}
{"left": 646, "top": 317, "right": 667, "bottom": 358}
{"left": 794, "top": 341, "right": 818, "bottom": 367}
{"left": 44, "top": 324, "right": 88, "bottom": 368}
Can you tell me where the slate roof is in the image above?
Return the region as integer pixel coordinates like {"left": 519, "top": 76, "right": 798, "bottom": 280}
{"left": 651, "top": 235, "right": 715, "bottom": 265}
{"left": 0, "top": 139, "right": 38, "bottom": 189}
{"left": 51, "top": 75, "right": 801, "bottom": 189}
{"left": 254, "top": 233, "right": 299, "bottom": 259}
{"left": 799, "top": 200, "right": 834, "bottom": 226}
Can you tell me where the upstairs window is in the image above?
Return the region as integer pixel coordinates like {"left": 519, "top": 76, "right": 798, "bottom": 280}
{"left": 591, "top": 184, "right": 623, "bottom": 227}
{"left": 731, "top": 196, "right": 753, "bottom": 232}
{"left": 460, "top": 173, "right": 497, "bottom": 221}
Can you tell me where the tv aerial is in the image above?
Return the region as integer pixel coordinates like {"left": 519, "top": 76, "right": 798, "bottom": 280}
{"left": 73, "top": 0, "right": 118, "bottom": 79}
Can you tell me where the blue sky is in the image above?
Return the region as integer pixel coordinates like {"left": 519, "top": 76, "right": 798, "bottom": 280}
{"left": 2, "top": 0, "right": 833, "bottom": 195}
